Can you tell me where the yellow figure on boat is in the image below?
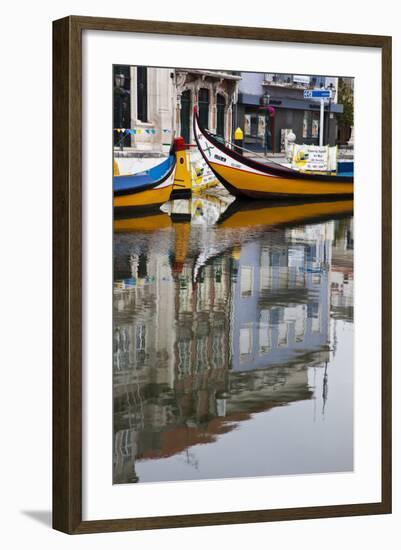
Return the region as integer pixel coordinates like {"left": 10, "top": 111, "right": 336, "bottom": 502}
{"left": 171, "top": 136, "right": 192, "bottom": 199}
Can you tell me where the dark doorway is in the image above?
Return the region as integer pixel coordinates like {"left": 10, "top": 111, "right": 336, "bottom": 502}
{"left": 244, "top": 112, "right": 264, "bottom": 152}
{"left": 137, "top": 66, "right": 148, "bottom": 122}
{"left": 113, "top": 65, "right": 131, "bottom": 148}
{"left": 216, "top": 94, "right": 225, "bottom": 138}
{"left": 198, "top": 88, "right": 210, "bottom": 130}
{"left": 180, "top": 90, "right": 191, "bottom": 144}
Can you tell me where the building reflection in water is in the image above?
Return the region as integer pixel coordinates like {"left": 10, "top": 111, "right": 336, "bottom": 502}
{"left": 113, "top": 198, "right": 354, "bottom": 484}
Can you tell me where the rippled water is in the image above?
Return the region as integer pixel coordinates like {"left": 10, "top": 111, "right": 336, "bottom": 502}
{"left": 113, "top": 195, "right": 354, "bottom": 484}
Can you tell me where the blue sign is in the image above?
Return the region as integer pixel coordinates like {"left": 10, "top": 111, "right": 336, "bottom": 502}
{"left": 303, "top": 89, "right": 332, "bottom": 99}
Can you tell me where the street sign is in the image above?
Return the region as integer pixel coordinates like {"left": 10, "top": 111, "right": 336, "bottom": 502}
{"left": 303, "top": 89, "right": 332, "bottom": 99}
{"left": 303, "top": 89, "right": 332, "bottom": 146}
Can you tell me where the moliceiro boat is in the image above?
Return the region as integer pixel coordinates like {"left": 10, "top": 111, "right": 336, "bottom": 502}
{"left": 114, "top": 139, "right": 180, "bottom": 213}
{"left": 193, "top": 107, "right": 353, "bottom": 200}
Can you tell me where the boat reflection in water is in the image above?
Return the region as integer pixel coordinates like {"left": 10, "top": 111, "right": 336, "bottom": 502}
{"left": 113, "top": 196, "right": 354, "bottom": 484}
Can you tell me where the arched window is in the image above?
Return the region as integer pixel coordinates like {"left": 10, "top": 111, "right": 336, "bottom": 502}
{"left": 198, "top": 88, "right": 210, "bottom": 130}
{"left": 180, "top": 90, "right": 191, "bottom": 144}
{"left": 216, "top": 94, "right": 226, "bottom": 138}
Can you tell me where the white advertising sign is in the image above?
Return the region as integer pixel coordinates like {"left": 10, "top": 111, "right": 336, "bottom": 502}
{"left": 292, "top": 144, "right": 337, "bottom": 171}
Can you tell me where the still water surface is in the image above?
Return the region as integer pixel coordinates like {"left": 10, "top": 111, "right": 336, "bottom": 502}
{"left": 113, "top": 195, "right": 353, "bottom": 484}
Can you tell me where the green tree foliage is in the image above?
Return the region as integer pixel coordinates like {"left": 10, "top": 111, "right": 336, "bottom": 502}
{"left": 337, "top": 78, "right": 354, "bottom": 128}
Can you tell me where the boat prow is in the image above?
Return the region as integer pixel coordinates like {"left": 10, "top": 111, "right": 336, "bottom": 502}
{"left": 193, "top": 107, "right": 353, "bottom": 200}
{"left": 113, "top": 141, "right": 177, "bottom": 213}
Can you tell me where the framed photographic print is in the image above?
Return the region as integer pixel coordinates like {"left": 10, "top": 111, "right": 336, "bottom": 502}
{"left": 53, "top": 16, "right": 392, "bottom": 534}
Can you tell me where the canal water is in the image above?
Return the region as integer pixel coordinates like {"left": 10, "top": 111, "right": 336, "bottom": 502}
{"left": 113, "top": 194, "right": 354, "bottom": 484}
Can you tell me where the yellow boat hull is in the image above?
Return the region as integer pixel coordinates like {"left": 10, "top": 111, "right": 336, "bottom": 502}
{"left": 114, "top": 182, "right": 173, "bottom": 209}
{"left": 210, "top": 162, "right": 354, "bottom": 198}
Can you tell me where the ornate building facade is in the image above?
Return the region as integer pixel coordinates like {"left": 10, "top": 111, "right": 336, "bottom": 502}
{"left": 113, "top": 65, "right": 240, "bottom": 154}
{"left": 174, "top": 69, "right": 240, "bottom": 145}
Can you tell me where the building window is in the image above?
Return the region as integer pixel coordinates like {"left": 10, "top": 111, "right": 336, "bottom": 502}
{"left": 198, "top": 88, "right": 210, "bottom": 129}
{"left": 240, "top": 266, "right": 253, "bottom": 297}
{"left": 177, "top": 340, "right": 191, "bottom": 375}
{"left": 137, "top": 253, "right": 147, "bottom": 279}
{"left": 135, "top": 324, "right": 146, "bottom": 352}
{"left": 303, "top": 111, "right": 320, "bottom": 139}
{"left": 240, "top": 327, "right": 253, "bottom": 357}
{"left": 312, "top": 273, "right": 321, "bottom": 285}
{"left": 260, "top": 266, "right": 272, "bottom": 291}
{"left": 278, "top": 323, "right": 288, "bottom": 347}
{"left": 259, "top": 326, "right": 271, "bottom": 354}
{"left": 216, "top": 94, "right": 226, "bottom": 138}
{"left": 137, "top": 66, "right": 148, "bottom": 122}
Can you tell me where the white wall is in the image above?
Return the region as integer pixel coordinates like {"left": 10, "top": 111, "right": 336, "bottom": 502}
{"left": 1, "top": 0, "right": 399, "bottom": 547}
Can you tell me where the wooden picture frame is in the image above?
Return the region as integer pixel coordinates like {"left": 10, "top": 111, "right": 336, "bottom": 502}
{"left": 53, "top": 15, "right": 392, "bottom": 534}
